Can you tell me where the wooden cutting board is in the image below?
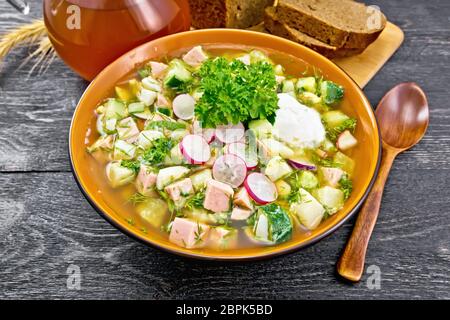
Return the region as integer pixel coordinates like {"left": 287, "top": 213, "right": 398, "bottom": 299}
{"left": 250, "top": 21, "right": 404, "bottom": 88}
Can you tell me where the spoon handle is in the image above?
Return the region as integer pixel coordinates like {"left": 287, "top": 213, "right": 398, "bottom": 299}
{"left": 337, "top": 146, "right": 398, "bottom": 282}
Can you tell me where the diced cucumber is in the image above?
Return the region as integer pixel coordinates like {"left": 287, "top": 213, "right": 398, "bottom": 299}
{"left": 333, "top": 151, "right": 355, "bottom": 176}
{"left": 164, "top": 144, "right": 185, "bottom": 166}
{"left": 260, "top": 138, "right": 294, "bottom": 159}
{"left": 274, "top": 64, "right": 284, "bottom": 76}
{"left": 156, "top": 107, "right": 173, "bottom": 117}
{"left": 96, "top": 114, "right": 106, "bottom": 136}
{"left": 189, "top": 169, "right": 212, "bottom": 191}
{"left": 321, "top": 138, "right": 338, "bottom": 153}
{"left": 320, "top": 81, "right": 344, "bottom": 105}
{"left": 137, "top": 130, "right": 164, "bottom": 149}
{"left": 313, "top": 186, "right": 344, "bottom": 214}
{"left": 116, "top": 117, "right": 139, "bottom": 141}
{"left": 249, "top": 50, "right": 272, "bottom": 64}
{"left": 296, "top": 77, "right": 317, "bottom": 93}
{"left": 141, "top": 76, "right": 162, "bottom": 92}
{"left": 170, "top": 129, "right": 189, "bottom": 142}
{"left": 299, "top": 171, "right": 319, "bottom": 189}
{"left": 87, "top": 135, "right": 114, "bottom": 153}
{"left": 254, "top": 212, "right": 270, "bottom": 241}
{"left": 113, "top": 140, "right": 137, "bottom": 160}
{"left": 275, "top": 180, "right": 291, "bottom": 199}
{"left": 106, "top": 161, "right": 136, "bottom": 188}
{"left": 104, "top": 99, "right": 127, "bottom": 120}
{"left": 137, "top": 198, "right": 168, "bottom": 228}
{"left": 156, "top": 166, "right": 190, "bottom": 190}
{"left": 128, "top": 102, "right": 145, "bottom": 114}
{"left": 282, "top": 79, "right": 295, "bottom": 93}
{"left": 104, "top": 118, "right": 117, "bottom": 133}
{"left": 289, "top": 188, "right": 325, "bottom": 230}
{"left": 133, "top": 108, "right": 153, "bottom": 120}
{"left": 248, "top": 119, "right": 273, "bottom": 139}
{"left": 265, "top": 156, "right": 293, "bottom": 182}
{"left": 137, "top": 88, "right": 157, "bottom": 106}
{"left": 322, "top": 110, "right": 350, "bottom": 129}
{"left": 298, "top": 92, "right": 322, "bottom": 106}
{"left": 163, "top": 59, "right": 192, "bottom": 89}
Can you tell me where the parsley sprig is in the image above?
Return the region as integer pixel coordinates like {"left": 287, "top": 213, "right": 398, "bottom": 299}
{"left": 195, "top": 58, "right": 279, "bottom": 128}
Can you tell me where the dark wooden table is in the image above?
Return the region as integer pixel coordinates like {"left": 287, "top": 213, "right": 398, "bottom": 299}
{"left": 1, "top": 0, "right": 449, "bottom": 300}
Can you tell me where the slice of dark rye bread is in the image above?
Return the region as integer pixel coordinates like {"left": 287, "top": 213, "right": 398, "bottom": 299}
{"left": 264, "top": 7, "right": 364, "bottom": 58}
{"left": 189, "top": 0, "right": 275, "bottom": 29}
{"left": 275, "top": 0, "right": 387, "bottom": 48}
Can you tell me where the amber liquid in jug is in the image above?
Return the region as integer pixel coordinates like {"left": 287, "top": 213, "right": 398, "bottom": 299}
{"left": 44, "top": 0, "right": 191, "bottom": 80}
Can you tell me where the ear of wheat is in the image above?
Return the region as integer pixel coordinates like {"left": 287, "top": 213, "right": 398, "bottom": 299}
{"left": 0, "top": 19, "right": 55, "bottom": 74}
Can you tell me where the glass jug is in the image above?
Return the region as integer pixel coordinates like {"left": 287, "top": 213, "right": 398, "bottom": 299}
{"left": 44, "top": 0, "right": 191, "bottom": 80}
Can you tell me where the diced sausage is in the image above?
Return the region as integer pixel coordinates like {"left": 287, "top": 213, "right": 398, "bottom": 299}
{"left": 164, "top": 178, "right": 194, "bottom": 202}
{"left": 233, "top": 187, "right": 253, "bottom": 210}
{"left": 230, "top": 207, "right": 254, "bottom": 221}
{"left": 149, "top": 61, "right": 168, "bottom": 79}
{"left": 169, "top": 218, "right": 210, "bottom": 249}
{"left": 183, "top": 46, "right": 208, "bottom": 67}
{"left": 136, "top": 165, "right": 157, "bottom": 195}
{"left": 203, "top": 179, "right": 234, "bottom": 213}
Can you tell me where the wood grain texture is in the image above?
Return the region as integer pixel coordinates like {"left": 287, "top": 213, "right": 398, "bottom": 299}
{"left": 0, "top": 0, "right": 449, "bottom": 299}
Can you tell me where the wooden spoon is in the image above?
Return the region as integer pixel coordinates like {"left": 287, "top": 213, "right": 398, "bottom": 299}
{"left": 337, "top": 82, "right": 429, "bottom": 282}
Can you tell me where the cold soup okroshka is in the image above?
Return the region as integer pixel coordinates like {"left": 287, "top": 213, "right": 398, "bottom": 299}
{"left": 85, "top": 46, "right": 359, "bottom": 251}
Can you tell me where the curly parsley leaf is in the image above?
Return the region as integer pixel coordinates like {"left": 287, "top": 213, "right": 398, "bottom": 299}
{"left": 195, "top": 58, "right": 279, "bottom": 128}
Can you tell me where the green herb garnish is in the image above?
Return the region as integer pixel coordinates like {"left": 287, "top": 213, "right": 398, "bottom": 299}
{"left": 142, "top": 137, "right": 173, "bottom": 166}
{"left": 326, "top": 118, "right": 357, "bottom": 141}
{"left": 195, "top": 58, "right": 278, "bottom": 128}
{"left": 339, "top": 174, "right": 353, "bottom": 200}
{"left": 145, "top": 120, "right": 186, "bottom": 131}
{"left": 121, "top": 159, "right": 141, "bottom": 174}
{"left": 185, "top": 190, "right": 205, "bottom": 210}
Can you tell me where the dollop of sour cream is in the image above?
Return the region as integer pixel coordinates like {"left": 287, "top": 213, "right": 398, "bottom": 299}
{"left": 273, "top": 93, "right": 326, "bottom": 148}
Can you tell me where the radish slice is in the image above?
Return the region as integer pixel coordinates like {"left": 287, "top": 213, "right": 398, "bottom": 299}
{"left": 193, "top": 120, "right": 215, "bottom": 143}
{"left": 180, "top": 134, "right": 211, "bottom": 165}
{"left": 244, "top": 173, "right": 278, "bottom": 205}
{"left": 215, "top": 122, "right": 245, "bottom": 144}
{"left": 212, "top": 154, "right": 247, "bottom": 188}
{"left": 226, "top": 142, "right": 258, "bottom": 170}
{"left": 173, "top": 94, "right": 195, "bottom": 120}
{"left": 287, "top": 158, "right": 317, "bottom": 171}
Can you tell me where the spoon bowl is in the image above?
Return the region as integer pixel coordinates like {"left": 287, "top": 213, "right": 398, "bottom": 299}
{"left": 376, "top": 82, "right": 429, "bottom": 150}
{"left": 337, "top": 82, "right": 429, "bottom": 281}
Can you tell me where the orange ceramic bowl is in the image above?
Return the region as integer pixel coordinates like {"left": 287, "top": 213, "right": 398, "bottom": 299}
{"left": 70, "top": 29, "right": 381, "bottom": 260}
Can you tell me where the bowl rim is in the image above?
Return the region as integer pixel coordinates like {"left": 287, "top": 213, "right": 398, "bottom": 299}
{"left": 69, "top": 29, "right": 381, "bottom": 261}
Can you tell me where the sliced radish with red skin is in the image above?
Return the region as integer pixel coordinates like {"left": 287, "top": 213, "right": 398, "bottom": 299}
{"left": 226, "top": 142, "right": 258, "bottom": 170}
{"left": 212, "top": 154, "right": 247, "bottom": 188}
{"left": 192, "top": 120, "right": 215, "bottom": 143}
{"left": 244, "top": 173, "right": 278, "bottom": 204}
{"left": 287, "top": 158, "right": 317, "bottom": 171}
{"left": 180, "top": 134, "right": 211, "bottom": 165}
{"left": 215, "top": 123, "right": 245, "bottom": 144}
